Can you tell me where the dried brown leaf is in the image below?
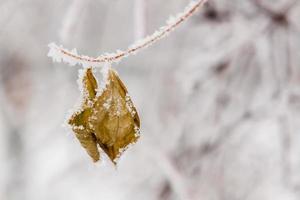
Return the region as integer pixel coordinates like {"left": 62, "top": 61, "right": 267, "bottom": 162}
{"left": 90, "top": 69, "right": 140, "bottom": 164}
{"left": 68, "top": 68, "right": 100, "bottom": 162}
{"left": 68, "top": 68, "right": 140, "bottom": 164}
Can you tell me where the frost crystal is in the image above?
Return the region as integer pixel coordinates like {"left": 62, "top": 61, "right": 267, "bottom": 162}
{"left": 96, "top": 64, "right": 110, "bottom": 97}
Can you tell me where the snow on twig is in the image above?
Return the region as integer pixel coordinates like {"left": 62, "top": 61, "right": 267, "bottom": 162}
{"left": 48, "top": 0, "right": 209, "bottom": 67}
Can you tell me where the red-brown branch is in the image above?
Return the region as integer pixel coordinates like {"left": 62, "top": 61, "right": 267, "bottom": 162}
{"left": 49, "top": 0, "right": 208, "bottom": 65}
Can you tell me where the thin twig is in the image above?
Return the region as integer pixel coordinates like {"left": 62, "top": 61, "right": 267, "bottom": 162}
{"left": 48, "top": 0, "right": 208, "bottom": 67}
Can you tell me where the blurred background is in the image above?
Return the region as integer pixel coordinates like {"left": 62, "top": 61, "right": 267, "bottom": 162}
{"left": 0, "top": 0, "right": 300, "bottom": 199}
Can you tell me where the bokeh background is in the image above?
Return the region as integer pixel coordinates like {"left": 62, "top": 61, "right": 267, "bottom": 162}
{"left": 0, "top": 0, "right": 300, "bottom": 199}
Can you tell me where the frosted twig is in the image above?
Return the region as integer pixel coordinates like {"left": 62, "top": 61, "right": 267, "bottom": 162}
{"left": 48, "top": 0, "right": 208, "bottom": 67}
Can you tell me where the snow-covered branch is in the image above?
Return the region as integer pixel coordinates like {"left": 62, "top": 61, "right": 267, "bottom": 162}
{"left": 48, "top": 0, "right": 208, "bottom": 67}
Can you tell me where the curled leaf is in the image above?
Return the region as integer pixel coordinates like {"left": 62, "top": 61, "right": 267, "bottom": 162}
{"left": 90, "top": 69, "right": 140, "bottom": 164}
{"left": 68, "top": 67, "right": 140, "bottom": 164}
{"left": 68, "top": 68, "right": 100, "bottom": 162}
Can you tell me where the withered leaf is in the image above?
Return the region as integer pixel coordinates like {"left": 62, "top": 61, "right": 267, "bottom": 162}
{"left": 90, "top": 69, "right": 140, "bottom": 164}
{"left": 68, "top": 67, "right": 140, "bottom": 164}
{"left": 68, "top": 68, "right": 100, "bottom": 162}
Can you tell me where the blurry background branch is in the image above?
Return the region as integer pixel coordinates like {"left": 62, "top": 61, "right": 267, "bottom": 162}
{"left": 134, "top": 0, "right": 146, "bottom": 40}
